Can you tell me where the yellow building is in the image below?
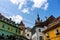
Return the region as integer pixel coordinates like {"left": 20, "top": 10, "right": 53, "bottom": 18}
{"left": 43, "top": 16, "right": 60, "bottom": 40}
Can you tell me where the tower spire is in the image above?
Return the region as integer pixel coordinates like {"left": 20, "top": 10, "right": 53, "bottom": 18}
{"left": 35, "top": 13, "right": 41, "bottom": 25}
{"left": 37, "top": 14, "right": 40, "bottom": 21}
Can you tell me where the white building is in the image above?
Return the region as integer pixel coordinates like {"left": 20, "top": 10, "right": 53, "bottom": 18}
{"left": 25, "top": 27, "right": 32, "bottom": 40}
{"left": 31, "top": 14, "right": 45, "bottom": 40}
{"left": 31, "top": 15, "right": 55, "bottom": 40}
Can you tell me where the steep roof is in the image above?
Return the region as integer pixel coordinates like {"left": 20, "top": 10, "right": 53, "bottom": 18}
{"left": 31, "top": 15, "right": 56, "bottom": 33}
{"left": 19, "top": 21, "right": 27, "bottom": 29}
{"left": 20, "top": 21, "right": 25, "bottom": 26}
{"left": 0, "top": 13, "right": 5, "bottom": 19}
{"left": 42, "top": 16, "right": 60, "bottom": 33}
{"left": 34, "top": 14, "right": 43, "bottom": 27}
{"left": 43, "top": 15, "right": 56, "bottom": 26}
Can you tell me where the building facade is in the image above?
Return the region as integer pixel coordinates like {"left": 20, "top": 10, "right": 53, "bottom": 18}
{"left": 25, "top": 27, "right": 31, "bottom": 40}
{"left": 0, "top": 13, "right": 28, "bottom": 40}
{"left": 43, "top": 16, "right": 60, "bottom": 40}
{"left": 31, "top": 14, "right": 45, "bottom": 40}
{"left": 31, "top": 15, "right": 56, "bottom": 40}
{"left": 19, "top": 20, "right": 32, "bottom": 40}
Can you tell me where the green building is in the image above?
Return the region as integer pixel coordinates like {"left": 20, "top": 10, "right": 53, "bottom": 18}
{"left": 0, "top": 13, "right": 28, "bottom": 40}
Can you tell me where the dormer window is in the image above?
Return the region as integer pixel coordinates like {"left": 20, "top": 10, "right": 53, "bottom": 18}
{"left": 46, "top": 33, "right": 49, "bottom": 38}
{"left": 55, "top": 29, "right": 60, "bottom": 35}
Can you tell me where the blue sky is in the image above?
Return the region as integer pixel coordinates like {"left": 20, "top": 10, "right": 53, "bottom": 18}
{"left": 0, "top": 0, "right": 60, "bottom": 28}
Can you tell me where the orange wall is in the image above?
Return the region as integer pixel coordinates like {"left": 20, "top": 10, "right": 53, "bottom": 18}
{"left": 44, "top": 26, "right": 60, "bottom": 40}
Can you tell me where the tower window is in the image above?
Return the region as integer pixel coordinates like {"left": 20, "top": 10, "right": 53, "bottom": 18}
{"left": 39, "top": 29, "right": 41, "bottom": 32}
{"left": 27, "top": 34, "right": 29, "bottom": 36}
{"left": 39, "top": 36, "right": 44, "bottom": 40}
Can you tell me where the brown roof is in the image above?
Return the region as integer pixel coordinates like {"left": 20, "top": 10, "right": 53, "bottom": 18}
{"left": 42, "top": 16, "right": 60, "bottom": 33}
{"left": 20, "top": 21, "right": 25, "bottom": 26}
{"left": 43, "top": 15, "right": 55, "bottom": 26}
{"left": 0, "top": 13, "right": 5, "bottom": 18}
{"left": 42, "top": 23, "right": 60, "bottom": 33}
{"left": 19, "top": 21, "right": 27, "bottom": 29}
{"left": 34, "top": 15, "right": 55, "bottom": 27}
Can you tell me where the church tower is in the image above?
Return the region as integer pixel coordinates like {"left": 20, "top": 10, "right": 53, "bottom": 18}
{"left": 32, "top": 14, "right": 44, "bottom": 40}
{"left": 35, "top": 14, "right": 42, "bottom": 26}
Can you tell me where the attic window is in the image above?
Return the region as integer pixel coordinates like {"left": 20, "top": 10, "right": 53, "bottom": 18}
{"left": 46, "top": 33, "right": 49, "bottom": 38}
{"left": 55, "top": 29, "right": 60, "bottom": 35}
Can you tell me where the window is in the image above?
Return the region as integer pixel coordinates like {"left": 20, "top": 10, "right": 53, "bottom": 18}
{"left": 2, "top": 33, "right": 4, "bottom": 36}
{"left": 39, "top": 29, "right": 41, "bottom": 32}
{"left": 16, "top": 29, "right": 17, "bottom": 33}
{"left": 39, "top": 36, "right": 44, "bottom": 40}
{"left": 8, "top": 27, "right": 10, "bottom": 30}
{"left": 0, "top": 16, "right": 2, "bottom": 20}
{"left": 2, "top": 24, "right": 5, "bottom": 28}
{"left": 55, "top": 29, "right": 60, "bottom": 35}
{"left": 27, "top": 34, "right": 29, "bottom": 36}
{"left": 19, "top": 30, "right": 20, "bottom": 34}
{"left": 7, "top": 35, "right": 9, "bottom": 37}
{"left": 46, "top": 33, "right": 49, "bottom": 38}
{"left": 11, "top": 28, "right": 13, "bottom": 31}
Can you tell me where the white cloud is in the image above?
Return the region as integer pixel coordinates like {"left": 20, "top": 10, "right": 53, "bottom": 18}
{"left": 10, "top": 0, "right": 19, "bottom": 4}
{"left": 10, "top": 0, "right": 48, "bottom": 13}
{"left": 10, "top": 0, "right": 26, "bottom": 9}
{"left": 9, "top": 15, "right": 22, "bottom": 23}
{"left": 22, "top": 8, "right": 29, "bottom": 13}
{"left": 44, "top": 3, "right": 48, "bottom": 10}
{"left": 18, "top": 0, "right": 26, "bottom": 9}
{"left": 31, "top": 0, "right": 48, "bottom": 8}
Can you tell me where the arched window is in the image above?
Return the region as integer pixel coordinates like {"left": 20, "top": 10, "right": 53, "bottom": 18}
{"left": 8, "top": 27, "right": 10, "bottom": 30}
{"left": 39, "top": 29, "right": 41, "bottom": 32}
{"left": 27, "top": 34, "right": 29, "bottom": 36}
{"left": 2, "top": 24, "right": 5, "bottom": 28}
{"left": 39, "top": 36, "right": 44, "bottom": 40}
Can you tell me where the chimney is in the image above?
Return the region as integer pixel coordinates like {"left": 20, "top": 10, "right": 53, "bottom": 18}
{"left": 10, "top": 18, "right": 12, "bottom": 21}
{"left": 9, "top": 18, "right": 12, "bottom": 23}
{"left": 45, "top": 16, "right": 47, "bottom": 20}
{"left": 0, "top": 13, "right": 1, "bottom": 15}
{"left": 2, "top": 17, "right": 5, "bottom": 21}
